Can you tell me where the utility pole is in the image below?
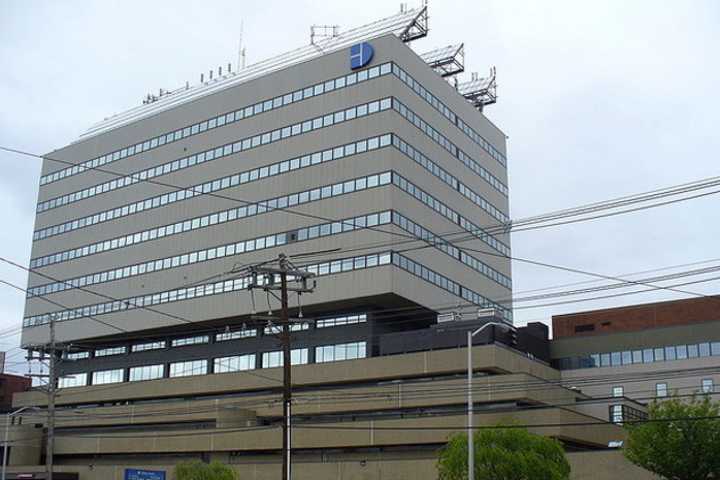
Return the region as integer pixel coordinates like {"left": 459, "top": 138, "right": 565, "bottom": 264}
{"left": 26, "top": 314, "right": 58, "bottom": 480}
{"left": 247, "top": 254, "right": 315, "bottom": 480}
{"left": 279, "top": 255, "right": 291, "bottom": 480}
{"left": 45, "top": 315, "right": 56, "bottom": 480}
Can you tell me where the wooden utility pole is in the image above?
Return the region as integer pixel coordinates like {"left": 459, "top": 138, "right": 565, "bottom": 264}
{"left": 45, "top": 315, "right": 56, "bottom": 480}
{"left": 26, "top": 314, "right": 58, "bottom": 480}
{"left": 247, "top": 254, "right": 315, "bottom": 480}
{"left": 279, "top": 255, "right": 291, "bottom": 480}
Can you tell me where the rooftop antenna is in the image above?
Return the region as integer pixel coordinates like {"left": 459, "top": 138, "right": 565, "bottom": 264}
{"left": 238, "top": 20, "right": 247, "bottom": 70}
{"left": 310, "top": 24, "right": 340, "bottom": 46}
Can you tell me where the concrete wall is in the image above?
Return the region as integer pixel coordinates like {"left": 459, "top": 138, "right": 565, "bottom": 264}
{"left": 560, "top": 355, "right": 720, "bottom": 401}
{"left": 4, "top": 449, "right": 658, "bottom": 480}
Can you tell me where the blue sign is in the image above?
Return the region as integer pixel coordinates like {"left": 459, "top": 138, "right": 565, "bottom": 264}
{"left": 124, "top": 469, "right": 166, "bottom": 480}
{"left": 350, "top": 42, "right": 374, "bottom": 69}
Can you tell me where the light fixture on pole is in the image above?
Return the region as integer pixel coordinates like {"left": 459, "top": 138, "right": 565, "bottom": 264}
{"left": 467, "top": 321, "right": 514, "bottom": 480}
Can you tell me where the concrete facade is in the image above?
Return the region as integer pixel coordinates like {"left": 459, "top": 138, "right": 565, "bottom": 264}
{"left": 23, "top": 33, "right": 511, "bottom": 351}
{"left": 4, "top": 345, "right": 634, "bottom": 480}
{"left": 551, "top": 299, "right": 720, "bottom": 426}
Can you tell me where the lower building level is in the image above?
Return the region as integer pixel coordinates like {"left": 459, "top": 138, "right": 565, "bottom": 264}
{"left": 4, "top": 316, "right": 642, "bottom": 480}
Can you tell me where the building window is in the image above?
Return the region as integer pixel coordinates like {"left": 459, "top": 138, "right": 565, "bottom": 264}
{"left": 600, "top": 353, "right": 611, "bottom": 367}
{"left": 58, "top": 373, "right": 87, "bottom": 388}
{"left": 621, "top": 351, "right": 632, "bottom": 365}
{"left": 574, "top": 324, "right": 595, "bottom": 333}
{"left": 129, "top": 364, "right": 164, "bottom": 382}
{"left": 264, "top": 323, "right": 309, "bottom": 335}
{"left": 216, "top": 329, "right": 256, "bottom": 342}
{"left": 642, "top": 349, "right": 654, "bottom": 363}
{"left": 612, "top": 386, "right": 624, "bottom": 398}
{"left": 171, "top": 336, "right": 209, "bottom": 347}
{"left": 315, "top": 342, "right": 367, "bottom": 363}
{"left": 214, "top": 354, "right": 256, "bottom": 373}
{"left": 316, "top": 314, "right": 367, "bottom": 328}
{"left": 65, "top": 351, "right": 89, "bottom": 360}
{"left": 676, "top": 345, "right": 688, "bottom": 360}
{"left": 702, "top": 379, "right": 714, "bottom": 394}
{"left": 92, "top": 369, "right": 124, "bottom": 385}
{"left": 94, "top": 346, "right": 126, "bottom": 357}
{"left": 665, "top": 346, "right": 677, "bottom": 361}
{"left": 169, "top": 360, "right": 208, "bottom": 377}
{"left": 131, "top": 341, "right": 166, "bottom": 352}
{"left": 610, "top": 405, "right": 623, "bottom": 424}
{"left": 653, "top": 348, "right": 665, "bottom": 362}
{"left": 262, "top": 349, "right": 308, "bottom": 368}
{"left": 656, "top": 383, "right": 668, "bottom": 398}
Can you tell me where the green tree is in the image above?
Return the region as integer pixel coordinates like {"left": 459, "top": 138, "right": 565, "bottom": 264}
{"left": 437, "top": 427, "right": 570, "bottom": 480}
{"left": 624, "top": 395, "right": 720, "bottom": 480}
{"left": 175, "top": 460, "right": 236, "bottom": 480}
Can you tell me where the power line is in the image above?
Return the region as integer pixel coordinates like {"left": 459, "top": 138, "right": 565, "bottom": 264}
{"left": 0, "top": 146, "right": 418, "bottom": 247}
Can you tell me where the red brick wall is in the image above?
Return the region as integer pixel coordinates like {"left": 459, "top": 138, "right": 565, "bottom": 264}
{"left": 0, "top": 373, "right": 31, "bottom": 410}
{"left": 552, "top": 297, "right": 720, "bottom": 338}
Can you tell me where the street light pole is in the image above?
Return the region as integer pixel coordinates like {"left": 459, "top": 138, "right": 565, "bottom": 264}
{"left": 467, "top": 321, "right": 511, "bottom": 480}
{"left": 467, "top": 330, "right": 474, "bottom": 480}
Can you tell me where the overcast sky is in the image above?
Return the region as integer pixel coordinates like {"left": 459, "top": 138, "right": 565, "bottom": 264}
{"left": 1, "top": 1, "right": 719, "bottom": 373}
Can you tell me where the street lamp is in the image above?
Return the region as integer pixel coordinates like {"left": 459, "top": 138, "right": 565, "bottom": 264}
{"left": 467, "top": 321, "right": 513, "bottom": 480}
{"left": 2, "top": 406, "right": 40, "bottom": 480}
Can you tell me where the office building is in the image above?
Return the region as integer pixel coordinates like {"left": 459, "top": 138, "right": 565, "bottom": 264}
{"left": 23, "top": 6, "right": 510, "bottom": 381}
{"left": 7, "top": 7, "right": 663, "bottom": 480}
{"left": 552, "top": 296, "right": 720, "bottom": 422}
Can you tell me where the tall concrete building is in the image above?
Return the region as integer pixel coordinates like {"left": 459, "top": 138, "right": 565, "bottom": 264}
{"left": 8, "top": 8, "right": 657, "bottom": 480}
{"left": 23, "top": 7, "right": 511, "bottom": 379}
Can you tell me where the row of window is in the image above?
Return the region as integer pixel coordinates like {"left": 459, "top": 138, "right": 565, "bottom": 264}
{"left": 391, "top": 252, "right": 511, "bottom": 320}
{"left": 392, "top": 173, "right": 511, "bottom": 256}
{"left": 392, "top": 212, "right": 511, "bottom": 289}
{"left": 610, "top": 382, "right": 715, "bottom": 400}
{"left": 30, "top": 166, "right": 509, "bottom": 299}
{"left": 31, "top": 135, "right": 390, "bottom": 269}
{"left": 391, "top": 135, "right": 507, "bottom": 223}
{"left": 64, "top": 314, "right": 367, "bottom": 361}
{"left": 390, "top": 62, "right": 507, "bottom": 168}
{"left": 391, "top": 97, "right": 508, "bottom": 197}
{"left": 316, "top": 314, "right": 367, "bottom": 328}
{"left": 34, "top": 98, "right": 393, "bottom": 241}
{"left": 37, "top": 97, "right": 389, "bottom": 221}
{"left": 25, "top": 251, "right": 507, "bottom": 327}
{"left": 32, "top": 132, "right": 507, "bottom": 270}
{"left": 30, "top": 206, "right": 510, "bottom": 300}
{"left": 42, "top": 59, "right": 507, "bottom": 212}
{"left": 555, "top": 341, "right": 720, "bottom": 370}
{"left": 39, "top": 62, "right": 395, "bottom": 186}
{"left": 57, "top": 342, "right": 367, "bottom": 389}
{"left": 24, "top": 251, "right": 392, "bottom": 328}
{"left": 28, "top": 205, "right": 391, "bottom": 299}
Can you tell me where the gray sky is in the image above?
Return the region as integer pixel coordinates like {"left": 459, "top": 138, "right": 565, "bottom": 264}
{"left": 1, "top": 0, "right": 719, "bottom": 372}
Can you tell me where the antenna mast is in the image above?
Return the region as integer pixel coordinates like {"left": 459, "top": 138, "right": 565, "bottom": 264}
{"left": 238, "top": 20, "right": 247, "bottom": 70}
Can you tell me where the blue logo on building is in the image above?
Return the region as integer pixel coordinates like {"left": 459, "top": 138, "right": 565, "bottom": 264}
{"left": 125, "top": 469, "right": 166, "bottom": 480}
{"left": 350, "top": 42, "right": 374, "bottom": 69}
